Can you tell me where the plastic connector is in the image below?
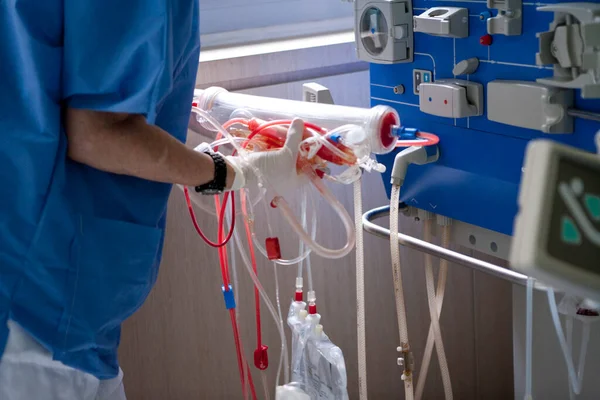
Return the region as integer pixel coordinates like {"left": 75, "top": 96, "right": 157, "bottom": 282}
{"left": 222, "top": 285, "right": 236, "bottom": 310}
{"left": 295, "top": 277, "right": 304, "bottom": 301}
{"left": 390, "top": 145, "right": 440, "bottom": 186}
{"left": 266, "top": 237, "right": 282, "bottom": 260}
{"left": 307, "top": 290, "right": 317, "bottom": 314}
{"left": 393, "top": 126, "right": 418, "bottom": 140}
{"left": 329, "top": 133, "right": 342, "bottom": 143}
{"left": 314, "top": 324, "right": 324, "bottom": 337}
{"left": 254, "top": 345, "right": 269, "bottom": 370}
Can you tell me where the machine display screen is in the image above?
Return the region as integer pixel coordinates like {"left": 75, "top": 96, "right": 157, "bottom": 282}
{"left": 546, "top": 157, "right": 600, "bottom": 274}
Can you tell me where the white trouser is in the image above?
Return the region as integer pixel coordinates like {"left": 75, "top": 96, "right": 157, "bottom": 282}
{"left": 0, "top": 320, "right": 126, "bottom": 400}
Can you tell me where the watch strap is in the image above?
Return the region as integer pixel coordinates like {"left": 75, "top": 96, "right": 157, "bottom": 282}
{"left": 195, "top": 151, "right": 227, "bottom": 194}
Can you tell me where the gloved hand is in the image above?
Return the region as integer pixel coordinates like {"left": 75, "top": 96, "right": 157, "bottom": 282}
{"left": 226, "top": 119, "right": 306, "bottom": 194}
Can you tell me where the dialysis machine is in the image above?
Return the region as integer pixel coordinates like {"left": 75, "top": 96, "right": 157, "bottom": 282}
{"left": 355, "top": 0, "right": 600, "bottom": 398}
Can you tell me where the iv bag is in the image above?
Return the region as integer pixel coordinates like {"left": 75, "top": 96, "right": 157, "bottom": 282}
{"left": 287, "top": 302, "right": 349, "bottom": 400}
{"left": 303, "top": 329, "right": 349, "bottom": 400}
{"left": 287, "top": 300, "right": 311, "bottom": 392}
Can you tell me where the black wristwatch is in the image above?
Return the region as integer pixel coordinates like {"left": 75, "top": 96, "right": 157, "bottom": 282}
{"left": 195, "top": 151, "right": 228, "bottom": 195}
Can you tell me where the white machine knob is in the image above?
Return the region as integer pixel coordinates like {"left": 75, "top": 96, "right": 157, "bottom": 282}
{"left": 452, "top": 57, "right": 479, "bottom": 76}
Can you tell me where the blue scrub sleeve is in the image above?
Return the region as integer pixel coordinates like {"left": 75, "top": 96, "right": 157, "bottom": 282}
{"left": 63, "top": 0, "right": 169, "bottom": 116}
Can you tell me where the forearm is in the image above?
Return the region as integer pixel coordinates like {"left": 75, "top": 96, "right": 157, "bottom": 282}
{"left": 65, "top": 109, "right": 235, "bottom": 188}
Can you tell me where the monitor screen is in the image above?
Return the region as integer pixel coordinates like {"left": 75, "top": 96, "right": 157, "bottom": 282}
{"left": 546, "top": 156, "right": 600, "bottom": 275}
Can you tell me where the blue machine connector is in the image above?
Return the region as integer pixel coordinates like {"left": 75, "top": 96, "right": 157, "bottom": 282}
{"left": 222, "top": 285, "right": 236, "bottom": 309}
{"left": 393, "top": 126, "right": 418, "bottom": 140}
{"left": 479, "top": 11, "right": 491, "bottom": 20}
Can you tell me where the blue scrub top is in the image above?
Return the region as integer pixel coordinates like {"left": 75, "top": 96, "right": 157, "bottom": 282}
{"left": 0, "top": 0, "right": 200, "bottom": 379}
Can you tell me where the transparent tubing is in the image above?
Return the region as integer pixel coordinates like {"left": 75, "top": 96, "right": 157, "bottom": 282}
{"left": 192, "top": 107, "right": 347, "bottom": 261}
{"left": 259, "top": 198, "right": 289, "bottom": 388}
{"left": 566, "top": 317, "right": 592, "bottom": 399}
{"left": 272, "top": 260, "right": 286, "bottom": 388}
{"left": 415, "top": 224, "right": 452, "bottom": 400}
{"left": 546, "top": 288, "right": 584, "bottom": 395}
{"left": 226, "top": 201, "right": 250, "bottom": 400}
{"left": 195, "top": 87, "right": 400, "bottom": 155}
{"left": 305, "top": 251, "right": 314, "bottom": 294}
{"left": 230, "top": 209, "right": 290, "bottom": 385}
{"left": 390, "top": 185, "right": 414, "bottom": 400}
{"left": 250, "top": 197, "right": 317, "bottom": 266}
{"left": 567, "top": 316, "right": 574, "bottom": 400}
{"left": 297, "top": 191, "right": 308, "bottom": 280}
{"left": 354, "top": 178, "right": 368, "bottom": 400}
{"left": 577, "top": 321, "right": 591, "bottom": 393}
{"left": 525, "top": 277, "right": 534, "bottom": 400}
{"left": 250, "top": 205, "right": 316, "bottom": 266}
{"left": 273, "top": 165, "right": 356, "bottom": 259}
{"left": 261, "top": 371, "right": 271, "bottom": 400}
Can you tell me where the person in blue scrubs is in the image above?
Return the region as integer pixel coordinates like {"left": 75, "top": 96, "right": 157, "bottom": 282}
{"left": 0, "top": 1, "right": 304, "bottom": 398}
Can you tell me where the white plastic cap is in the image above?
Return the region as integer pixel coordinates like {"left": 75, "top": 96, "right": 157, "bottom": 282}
{"left": 299, "top": 310, "right": 308, "bottom": 320}
{"left": 314, "top": 324, "right": 324, "bottom": 336}
{"left": 295, "top": 277, "right": 303, "bottom": 290}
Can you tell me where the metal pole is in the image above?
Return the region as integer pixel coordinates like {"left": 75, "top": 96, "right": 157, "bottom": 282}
{"left": 363, "top": 205, "right": 532, "bottom": 287}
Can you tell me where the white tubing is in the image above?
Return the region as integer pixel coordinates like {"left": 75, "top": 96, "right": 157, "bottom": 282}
{"left": 389, "top": 185, "right": 414, "bottom": 400}
{"left": 415, "top": 223, "right": 452, "bottom": 400}
{"left": 577, "top": 321, "right": 591, "bottom": 393}
{"left": 423, "top": 219, "right": 453, "bottom": 400}
{"left": 546, "top": 288, "right": 582, "bottom": 395}
{"left": 525, "top": 277, "right": 534, "bottom": 400}
{"left": 354, "top": 178, "right": 368, "bottom": 400}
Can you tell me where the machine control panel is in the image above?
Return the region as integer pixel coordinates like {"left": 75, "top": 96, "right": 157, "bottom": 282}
{"left": 362, "top": 0, "right": 600, "bottom": 237}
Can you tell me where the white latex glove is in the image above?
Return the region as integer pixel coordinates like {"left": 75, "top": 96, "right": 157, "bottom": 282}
{"left": 226, "top": 119, "right": 306, "bottom": 194}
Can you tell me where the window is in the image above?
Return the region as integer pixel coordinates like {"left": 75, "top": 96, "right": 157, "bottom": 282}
{"left": 200, "top": 0, "right": 354, "bottom": 48}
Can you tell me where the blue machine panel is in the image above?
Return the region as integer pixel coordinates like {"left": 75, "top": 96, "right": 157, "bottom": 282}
{"left": 373, "top": 0, "right": 600, "bottom": 235}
